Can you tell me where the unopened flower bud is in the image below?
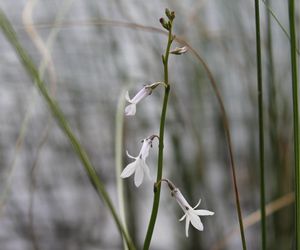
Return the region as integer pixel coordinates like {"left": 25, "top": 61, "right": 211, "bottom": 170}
{"left": 170, "top": 12, "right": 175, "bottom": 20}
{"left": 170, "top": 46, "right": 188, "bottom": 55}
{"left": 165, "top": 8, "right": 175, "bottom": 20}
{"left": 159, "top": 17, "right": 170, "bottom": 30}
{"left": 165, "top": 8, "right": 171, "bottom": 19}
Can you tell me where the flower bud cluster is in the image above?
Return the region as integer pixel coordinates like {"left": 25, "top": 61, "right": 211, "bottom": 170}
{"left": 160, "top": 8, "right": 175, "bottom": 31}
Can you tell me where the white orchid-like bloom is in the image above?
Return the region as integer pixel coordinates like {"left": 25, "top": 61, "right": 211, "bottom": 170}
{"left": 171, "top": 188, "right": 214, "bottom": 237}
{"left": 125, "top": 82, "right": 161, "bottom": 116}
{"left": 120, "top": 137, "right": 155, "bottom": 187}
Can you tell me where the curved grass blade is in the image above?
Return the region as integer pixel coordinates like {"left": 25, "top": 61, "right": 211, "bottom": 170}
{"left": 0, "top": 9, "right": 135, "bottom": 250}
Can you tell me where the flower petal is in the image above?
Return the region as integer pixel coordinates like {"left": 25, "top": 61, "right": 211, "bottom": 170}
{"left": 142, "top": 161, "right": 152, "bottom": 180}
{"left": 179, "top": 213, "right": 187, "bottom": 221}
{"left": 185, "top": 216, "right": 190, "bottom": 237}
{"left": 189, "top": 212, "right": 204, "bottom": 231}
{"left": 120, "top": 162, "right": 137, "bottom": 178}
{"left": 126, "top": 150, "right": 137, "bottom": 159}
{"left": 134, "top": 161, "right": 144, "bottom": 187}
{"left": 193, "top": 199, "right": 201, "bottom": 209}
{"left": 125, "top": 103, "right": 136, "bottom": 116}
{"left": 195, "top": 209, "right": 214, "bottom": 216}
{"left": 139, "top": 139, "right": 151, "bottom": 159}
{"left": 131, "top": 87, "right": 151, "bottom": 104}
{"left": 173, "top": 189, "right": 190, "bottom": 212}
{"left": 125, "top": 91, "right": 132, "bottom": 102}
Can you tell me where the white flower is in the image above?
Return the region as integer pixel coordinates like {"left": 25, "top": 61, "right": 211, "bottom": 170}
{"left": 125, "top": 82, "right": 161, "bottom": 116}
{"left": 120, "top": 137, "right": 153, "bottom": 187}
{"left": 172, "top": 188, "right": 214, "bottom": 237}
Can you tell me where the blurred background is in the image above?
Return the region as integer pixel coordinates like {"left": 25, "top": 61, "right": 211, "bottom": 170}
{"left": 0, "top": 0, "right": 299, "bottom": 249}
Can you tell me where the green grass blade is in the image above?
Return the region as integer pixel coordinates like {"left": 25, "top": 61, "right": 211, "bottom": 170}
{"left": 115, "top": 89, "right": 129, "bottom": 250}
{"left": 261, "top": 0, "right": 300, "bottom": 55}
{"left": 0, "top": 9, "right": 135, "bottom": 250}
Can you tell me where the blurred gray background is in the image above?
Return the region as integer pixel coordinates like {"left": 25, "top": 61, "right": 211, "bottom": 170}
{"left": 0, "top": 0, "right": 298, "bottom": 249}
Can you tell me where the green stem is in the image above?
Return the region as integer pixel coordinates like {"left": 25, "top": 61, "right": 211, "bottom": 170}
{"left": 254, "top": 0, "right": 266, "bottom": 249}
{"left": 288, "top": 0, "right": 299, "bottom": 248}
{"left": 0, "top": 9, "right": 135, "bottom": 250}
{"left": 143, "top": 22, "right": 173, "bottom": 250}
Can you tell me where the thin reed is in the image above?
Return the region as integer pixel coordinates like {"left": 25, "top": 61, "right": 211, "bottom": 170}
{"left": 254, "top": 0, "right": 266, "bottom": 249}
{"left": 288, "top": 0, "right": 299, "bottom": 248}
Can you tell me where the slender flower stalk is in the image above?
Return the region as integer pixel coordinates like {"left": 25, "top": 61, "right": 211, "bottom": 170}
{"left": 288, "top": 0, "right": 299, "bottom": 248}
{"left": 254, "top": 0, "right": 266, "bottom": 249}
{"left": 143, "top": 9, "right": 174, "bottom": 250}
{"left": 81, "top": 17, "right": 247, "bottom": 248}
